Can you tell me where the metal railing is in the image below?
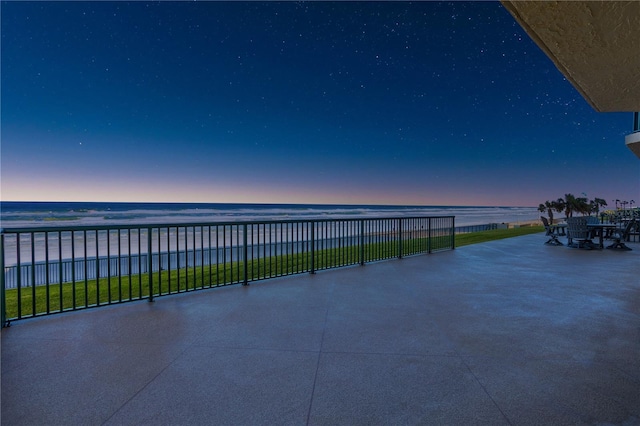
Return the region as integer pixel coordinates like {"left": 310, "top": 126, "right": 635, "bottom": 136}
{"left": 455, "top": 223, "right": 498, "bottom": 234}
{"left": 1, "top": 216, "right": 455, "bottom": 325}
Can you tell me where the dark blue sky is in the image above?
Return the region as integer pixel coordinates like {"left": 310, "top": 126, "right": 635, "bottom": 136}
{"left": 2, "top": 1, "right": 638, "bottom": 206}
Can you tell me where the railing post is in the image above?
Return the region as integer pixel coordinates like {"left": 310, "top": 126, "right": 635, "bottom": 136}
{"left": 1, "top": 231, "right": 8, "bottom": 327}
{"left": 428, "top": 218, "right": 432, "bottom": 254}
{"left": 359, "top": 219, "right": 365, "bottom": 266}
{"left": 243, "top": 224, "right": 249, "bottom": 285}
{"left": 451, "top": 216, "right": 456, "bottom": 250}
{"left": 310, "top": 221, "right": 315, "bottom": 274}
{"left": 398, "top": 218, "right": 403, "bottom": 258}
{"left": 147, "top": 228, "right": 154, "bottom": 302}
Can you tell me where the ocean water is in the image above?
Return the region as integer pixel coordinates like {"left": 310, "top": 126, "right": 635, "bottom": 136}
{"left": 0, "top": 201, "right": 539, "bottom": 229}
{"left": 0, "top": 202, "right": 540, "bottom": 269}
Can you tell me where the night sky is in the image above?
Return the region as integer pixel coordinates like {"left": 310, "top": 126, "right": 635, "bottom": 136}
{"left": 2, "top": 1, "right": 638, "bottom": 207}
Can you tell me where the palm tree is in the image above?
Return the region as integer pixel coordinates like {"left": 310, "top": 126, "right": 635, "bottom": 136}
{"left": 538, "top": 201, "right": 555, "bottom": 224}
{"left": 554, "top": 198, "right": 566, "bottom": 219}
{"left": 538, "top": 199, "right": 567, "bottom": 223}
{"left": 564, "top": 193, "right": 577, "bottom": 217}
{"left": 563, "top": 193, "right": 590, "bottom": 217}
{"left": 576, "top": 197, "right": 591, "bottom": 216}
{"left": 590, "top": 197, "right": 608, "bottom": 216}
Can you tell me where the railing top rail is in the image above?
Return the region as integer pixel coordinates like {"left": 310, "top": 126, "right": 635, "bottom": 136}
{"left": 0, "top": 215, "right": 455, "bottom": 234}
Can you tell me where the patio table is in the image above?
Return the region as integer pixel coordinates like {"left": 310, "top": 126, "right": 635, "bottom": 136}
{"left": 552, "top": 223, "right": 567, "bottom": 236}
{"left": 587, "top": 223, "right": 617, "bottom": 249}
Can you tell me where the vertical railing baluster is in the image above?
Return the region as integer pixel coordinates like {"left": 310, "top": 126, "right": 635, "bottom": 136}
{"left": 325, "top": 220, "right": 328, "bottom": 268}
{"left": 84, "top": 230, "right": 88, "bottom": 308}
{"left": 234, "top": 225, "right": 239, "bottom": 283}
{"left": 335, "top": 221, "right": 338, "bottom": 266}
{"left": 274, "top": 223, "right": 278, "bottom": 277}
{"left": 57, "top": 231, "right": 62, "bottom": 312}
{"left": 45, "top": 232, "right": 50, "bottom": 314}
{"left": 243, "top": 224, "right": 248, "bottom": 285}
{"left": 207, "top": 226, "right": 212, "bottom": 288}
{"left": 293, "top": 223, "right": 297, "bottom": 273}
{"left": 310, "top": 221, "right": 315, "bottom": 274}
{"left": 137, "top": 229, "right": 142, "bottom": 298}
{"left": 398, "top": 218, "right": 403, "bottom": 259}
{"left": 223, "top": 225, "right": 227, "bottom": 284}
{"left": 256, "top": 223, "right": 268, "bottom": 278}
{"left": 331, "top": 221, "right": 335, "bottom": 267}
{"left": 378, "top": 220, "right": 382, "bottom": 260}
{"left": 428, "top": 218, "right": 432, "bottom": 253}
{"left": 1, "top": 232, "right": 7, "bottom": 327}
{"left": 288, "top": 222, "right": 292, "bottom": 273}
{"left": 178, "top": 226, "right": 183, "bottom": 291}
{"left": 148, "top": 227, "right": 154, "bottom": 302}
{"left": 267, "top": 223, "right": 271, "bottom": 277}
{"left": 297, "top": 222, "right": 301, "bottom": 273}
{"left": 249, "top": 224, "right": 254, "bottom": 280}
{"left": 177, "top": 226, "right": 182, "bottom": 290}
{"left": 279, "top": 223, "right": 283, "bottom": 276}
{"left": 303, "top": 222, "right": 308, "bottom": 272}
{"left": 290, "top": 222, "right": 293, "bottom": 272}
{"left": 168, "top": 227, "right": 173, "bottom": 293}
{"left": 127, "top": 229, "right": 132, "bottom": 299}
{"left": 291, "top": 223, "right": 295, "bottom": 273}
{"left": 299, "top": 222, "right": 304, "bottom": 273}
{"left": 107, "top": 230, "right": 112, "bottom": 304}
{"left": 16, "top": 234, "right": 22, "bottom": 319}
{"left": 270, "top": 223, "right": 274, "bottom": 277}
{"left": 359, "top": 219, "right": 365, "bottom": 265}
{"left": 366, "top": 220, "right": 370, "bottom": 261}
{"left": 200, "top": 226, "right": 204, "bottom": 287}
{"left": 215, "top": 225, "right": 220, "bottom": 286}
{"left": 340, "top": 221, "right": 344, "bottom": 266}
{"left": 233, "top": 225, "right": 236, "bottom": 283}
{"left": 282, "top": 223, "right": 293, "bottom": 275}
{"left": 71, "top": 231, "right": 76, "bottom": 310}
{"left": 338, "top": 221, "right": 342, "bottom": 266}
{"left": 288, "top": 223, "right": 292, "bottom": 273}
{"left": 257, "top": 224, "right": 262, "bottom": 279}
{"left": 95, "top": 230, "right": 102, "bottom": 303}
{"left": 116, "top": 229, "right": 121, "bottom": 302}
{"left": 158, "top": 227, "right": 163, "bottom": 294}
{"left": 451, "top": 216, "right": 456, "bottom": 249}
{"left": 236, "top": 224, "right": 241, "bottom": 283}
{"left": 192, "top": 226, "right": 196, "bottom": 290}
{"left": 30, "top": 233, "right": 36, "bottom": 316}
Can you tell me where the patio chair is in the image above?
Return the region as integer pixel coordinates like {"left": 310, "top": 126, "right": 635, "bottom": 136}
{"left": 586, "top": 215, "right": 600, "bottom": 239}
{"left": 540, "top": 216, "right": 563, "bottom": 245}
{"left": 606, "top": 219, "right": 636, "bottom": 250}
{"left": 566, "top": 217, "right": 596, "bottom": 249}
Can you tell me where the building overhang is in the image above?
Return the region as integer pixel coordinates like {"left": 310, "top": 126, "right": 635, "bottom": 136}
{"left": 626, "top": 132, "right": 640, "bottom": 158}
{"left": 501, "top": 1, "right": 640, "bottom": 113}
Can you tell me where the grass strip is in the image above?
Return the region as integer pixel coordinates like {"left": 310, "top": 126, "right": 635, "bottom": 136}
{"left": 455, "top": 225, "right": 544, "bottom": 247}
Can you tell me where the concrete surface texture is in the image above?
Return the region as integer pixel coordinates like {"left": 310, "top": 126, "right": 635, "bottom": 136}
{"left": 2, "top": 233, "right": 639, "bottom": 425}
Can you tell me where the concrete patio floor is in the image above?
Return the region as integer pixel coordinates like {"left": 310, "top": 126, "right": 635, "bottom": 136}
{"left": 2, "top": 233, "right": 639, "bottom": 425}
